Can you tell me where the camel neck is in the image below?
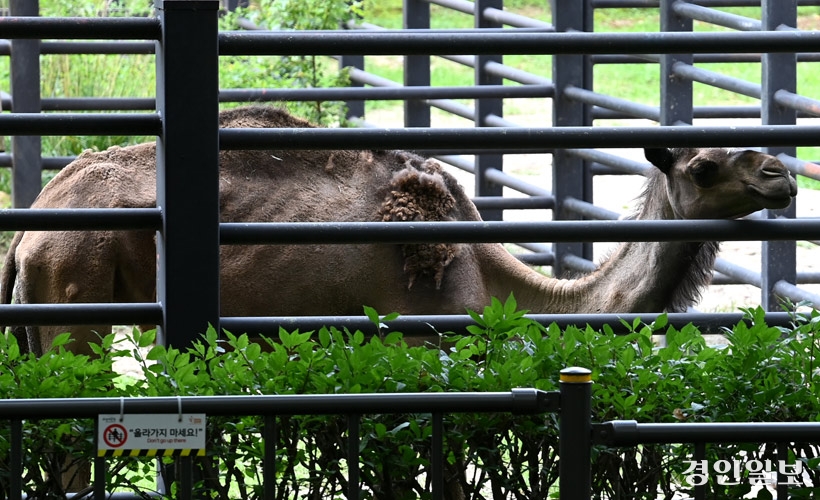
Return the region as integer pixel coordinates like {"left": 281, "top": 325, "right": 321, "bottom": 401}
{"left": 478, "top": 170, "right": 719, "bottom": 314}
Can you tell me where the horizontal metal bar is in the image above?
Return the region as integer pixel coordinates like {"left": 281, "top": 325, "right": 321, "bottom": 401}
{"left": 773, "top": 279, "right": 820, "bottom": 306}
{"left": 561, "top": 254, "right": 598, "bottom": 273}
{"left": 591, "top": 106, "right": 765, "bottom": 121}
{"left": 595, "top": 420, "right": 820, "bottom": 446}
{"left": 778, "top": 154, "right": 820, "bottom": 182}
{"left": 0, "top": 303, "right": 162, "bottom": 326}
{"left": 40, "top": 41, "right": 156, "bottom": 54}
{"left": 713, "top": 258, "right": 762, "bottom": 287}
{"left": 672, "top": 0, "right": 762, "bottom": 31}
{"left": 593, "top": 0, "right": 820, "bottom": 6}
{"left": 0, "top": 154, "right": 74, "bottom": 169}
{"left": 218, "top": 125, "right": 820, "bottom": 150}
{"left": 562, "top": 197, "right": 621, "bottom": 220}
{"left": 0, "top": 208, "right": 161, "bottom": 231}
{"left": 482, "top": 168, "right": 553, "bottom": 196}
{"left": 0, "top": 40, "right": 156, "bottom": 56}
{"left": 471, "top": 196, "right": 553, "bottom": 210}
{"left": 774, "top": 89, "right": 820, "bottom": 117}
{"left": 593, "top": 52, "right": 820, "bottom": 64}
{"left": 0, "top": 113, "right": 160, "bottom": 136}
{"left": 560, "top": 253, "right": 775, "bottom": 287}
{"left": 515, "top": 251, "right": 554, "bottom": 265}
{"left": 217, "top": 30, "right": 820, "bottom": 56}
{"left": 481, "top": 7, "right": 554, "bottom": 30}
{"left": 344, "top": 67, "right": 401, "bottom": 89}
{"left": 218, "top": 84, "right": 551, "bottom": 102}
{"left": 0, "top": 389, "right": 556, "bottom": 419}
{"left": 563, "top": 85, "right": 660, "bottom": 121}
{"left": 0, "top": 17, "right": 160, "bottom": 40}
{"left": 221, "top": 311, "right": 803, "bottom": 337}
{"left": 672, "top": 62, "right": 762, "bottom": 99}
{"left": 483, "top": 60, "right": 553, "bottom": 86}
{"left": 41, "top": 97, "right": 156, "bottom": 111}
{"left": 219, "top": 219, "right": 819, "bottom": 245}
{"left": 423, "top": 0, "right": 475, "bottom": 15}
{"left": 567, "top": 148, "right": 650, "bottom": 176}
{"left": 428, "top": 98, "right": 475, "bottom": 121}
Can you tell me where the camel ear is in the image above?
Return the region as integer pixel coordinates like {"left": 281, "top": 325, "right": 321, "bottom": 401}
{"left": 644, "top": 148, "right": 675, "bottom": 174}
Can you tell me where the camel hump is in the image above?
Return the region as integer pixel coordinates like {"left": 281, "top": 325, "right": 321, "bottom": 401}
{"left": 378, "top": 155, "right": 460, "bottom": 290}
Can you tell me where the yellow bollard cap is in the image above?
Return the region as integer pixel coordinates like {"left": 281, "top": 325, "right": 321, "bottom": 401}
{"left": 560, "top": 366, "right": 592, "bottom": 383}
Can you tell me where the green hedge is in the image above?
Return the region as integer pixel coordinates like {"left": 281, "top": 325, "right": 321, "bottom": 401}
{"left": 0, "top": 297, "right": 818, "bottom": 498}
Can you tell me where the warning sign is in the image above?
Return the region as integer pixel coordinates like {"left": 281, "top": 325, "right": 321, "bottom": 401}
{"left": 97, "top": 413, "right": 207, "bottom": 457}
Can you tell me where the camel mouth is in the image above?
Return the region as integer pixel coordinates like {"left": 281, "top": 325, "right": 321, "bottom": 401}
{"left": 746, "top": 180, "right": 797, "bottom": 209}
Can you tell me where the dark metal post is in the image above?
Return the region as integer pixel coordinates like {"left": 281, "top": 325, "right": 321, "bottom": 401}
{"left": 431, "top": 413, "right": 443, "bottom": 500}
{"left": 10, "top": 420, "right": 22, "bottom": 500}
{"left": 155, "top": 0, "right": 220, "bottom": 350}
{"left": 761, "top": 0, "right": 797, "bottom": 311}
{"left": 179, "top": 456, "right": 193, "bottom": 500}
{"left": 559, "top": 366, "right": 592, "bottom": 500}
{"left": 263, "top": 415, "right": 277, "bottom": 500}
{"left": 340, "top": 54, "right": 365, "bottom": 120}
{"left": 693, "top": 442, "right": 705, "bottom": 500}
{"left": 403, "top": 0, "right": 431, "bottom": 127}
{"left": 94, "top": 419, "right": 106, "bottom": 500}
{"left": 659, "top": 0, "right": 693, "bottom": 126}
{"left": 347, "top": 414, "right": 360, "bottom": 499}
{"left": 9, "top": 0, "right": 42, "bottom": 208}
{"left": 551, "top": 0, "right": 593, "bottom": 277}
{"left": 474, "top": 0, "right": 504, "bottom": 221}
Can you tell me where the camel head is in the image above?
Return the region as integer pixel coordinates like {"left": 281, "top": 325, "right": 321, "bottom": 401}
{"left": 644, "top": 147, "right": 797, "bottom": 220}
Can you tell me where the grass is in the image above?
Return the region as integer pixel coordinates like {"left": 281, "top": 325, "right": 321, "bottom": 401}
{"left": 0, "top": 2, "right": 816, "bottom": 192}
{"left": 358, "top": 1, "right": 820, "bottom": 162}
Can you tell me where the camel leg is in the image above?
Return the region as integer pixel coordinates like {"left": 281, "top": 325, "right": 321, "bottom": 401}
{"left": 13, "top": 231, "right": 118, "bottom": 356}
{"left": 12, "top": 232, "right": 118, "bottom": 493}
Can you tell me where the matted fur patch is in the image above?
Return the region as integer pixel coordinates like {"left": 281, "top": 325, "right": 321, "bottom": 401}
{"left": 379, "top": 161, "right": 459, "bottom": 289}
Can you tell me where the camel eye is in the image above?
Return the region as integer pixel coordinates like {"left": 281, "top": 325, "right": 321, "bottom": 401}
{"left": 689, "top": 160, "right": 719, "bottom": 187}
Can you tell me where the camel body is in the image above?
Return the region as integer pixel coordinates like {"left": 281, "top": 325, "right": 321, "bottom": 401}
{"left": 0, "top": 106, "right": 797, "bottom": 355}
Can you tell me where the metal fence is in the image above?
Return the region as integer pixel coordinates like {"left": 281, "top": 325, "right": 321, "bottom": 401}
{"left": 0, "top": 383, "right": 561, "bottom": 500}
{"left": 0, "top": 367, "right": 817, "bottom": 499}
{"left": 3, "top": 0, "right": 820, "bottom": 343}
{"left": 336, "top": 0, "right": 820, "bottom": 309}
{"left": 0, "top": 0, "right": 820, "bottom": 497}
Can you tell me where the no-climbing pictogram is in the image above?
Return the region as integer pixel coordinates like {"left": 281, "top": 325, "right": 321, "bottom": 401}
{"left": 103, "top": 423, "right": 128, "bottom": 448}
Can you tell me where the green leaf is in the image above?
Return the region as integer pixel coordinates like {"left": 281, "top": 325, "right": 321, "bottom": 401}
{"left": 137, "top": 329, "right": 157, "bottom": 348}
{"left": 363, "top": 305, "right": 380, "bottom": 326}
{"left": 51, "top": 332, "right": 73, "bottom": 348}
{"left": 653, "top": 313, "right": 668, "bottom": 330}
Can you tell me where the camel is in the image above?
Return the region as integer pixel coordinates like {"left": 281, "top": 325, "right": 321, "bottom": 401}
{"left": 0, "top": 105, "right": 797, "bottom": 356}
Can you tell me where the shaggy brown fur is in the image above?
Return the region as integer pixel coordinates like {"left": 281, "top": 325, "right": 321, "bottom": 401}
{"left": 378, "top": 156, "right": 459, "bottom": 288}
{"left": 0, "top": 106, "right": 798, "bottom": 356}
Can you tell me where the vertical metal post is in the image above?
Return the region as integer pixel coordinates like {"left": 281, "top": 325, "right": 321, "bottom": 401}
{"left": 94, "top": 419, "right": 106, "bottom": 500}
{"left": 776, "top": 442, "right": 789, "bottom": 500}
{"left": 10, "top": 420, "right": 22, "bottom": 500}
{"left": 559, "top": 366, "right": 591, "bottom": 500}
{"left": 263, "top": 415, "right": 277, "bottom": 500}
{"left": 551, "top": 0, "right": 593, "bottom": 277}
{"left": 347, "top": 414, "right": 360, "bottom": 499}
{"left": 659, "top": 0, "right": 693, "bottom": 126}
{"left": 155, "top": 0, "right": 221, "bottom": 349}
{"left": 179, "top": 456, "right": 193, "bottom": 500}
{"left": 340, "top": 54, "right": 365, "bottom": 121}
{"left": 9, "top": 0, "right": 42, "bottom": 209}
{"left": 474, "top": 0, "right": 504, "bottom": 221}
{"left": 761, "top": 0, "right": 797, "bottom": 311}
{"left": 403, "top": 0, "right": 431, "bottom": 128}
{"left": 693, "top": 442, "right": 705, "bottom": 500}
{"left": 431, "top": 413, "right": 443, "bottom": 500}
